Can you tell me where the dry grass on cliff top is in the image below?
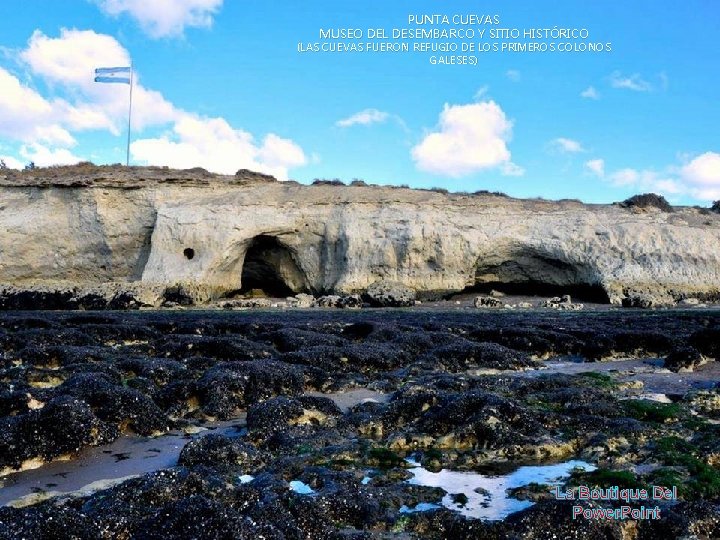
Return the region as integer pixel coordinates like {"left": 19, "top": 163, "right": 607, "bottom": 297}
{"left": 0, "top": 163, "right": 272, "bottom": 188}
{"left": 0, "top": 163, "right": 530, "bottom": 204}
{"left": 1, "top": 163, "right": 716, "bottom": 215}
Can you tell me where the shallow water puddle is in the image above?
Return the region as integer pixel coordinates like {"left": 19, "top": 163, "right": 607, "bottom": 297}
{"left": 403, "top": 459, "right": 595, "bottom": 520}
{"left": 0, "top": 389, "right": 386, "bottom": 508}
{"left": 304, "top": 388, "right": 390, "bottom": 412}
{"left": 289, "top": 480, "right": 316, "bottom": 495}
{"left": 0, "top": 421, "right": 244, "bottom": 507}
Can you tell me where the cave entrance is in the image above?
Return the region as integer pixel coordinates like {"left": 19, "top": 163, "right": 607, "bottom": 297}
{"left": 466, "top": 252, "right": 610, "bottom": 303}
{"left": 239, "top": 235, "right": 308, "bottom": 297}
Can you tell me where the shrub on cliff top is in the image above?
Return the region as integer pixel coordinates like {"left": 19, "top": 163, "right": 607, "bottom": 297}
{"left": 473, "top": 189, "right": 509, "bottom": 197}
{"left": 619, "top": 193, "right": 674, "bottom": 212}
{"left": 710, "top": 201, "right": 720, "bottom": 213}
{"left": 235, "top": 169, "right": 276, "bottom": 182}
{"left": 312, "top": 178, "right": 345, "bottom": 186}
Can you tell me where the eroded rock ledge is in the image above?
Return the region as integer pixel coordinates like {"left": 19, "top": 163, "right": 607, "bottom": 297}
{"left": 1, "top": 163, "right": 719, "bottom": 308}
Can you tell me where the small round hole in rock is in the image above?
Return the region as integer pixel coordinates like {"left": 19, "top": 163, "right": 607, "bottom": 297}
{"left": 183, "top": 248, "right": 195, "bottom": 260}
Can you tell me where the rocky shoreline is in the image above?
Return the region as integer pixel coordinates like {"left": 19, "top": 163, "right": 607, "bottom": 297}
{"left": 0, "top": 310, "right": 719, "bottom": 538}
{"left": 0, "top": 281, "right": 714, "bottom": 312}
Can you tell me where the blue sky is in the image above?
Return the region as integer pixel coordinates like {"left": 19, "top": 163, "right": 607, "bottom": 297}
{"left": 0, "top": 0, "right": 718, "bottom": 203}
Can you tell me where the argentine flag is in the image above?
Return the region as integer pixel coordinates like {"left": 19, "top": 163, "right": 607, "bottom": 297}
{"left": 94, "top": 66, "right": 131, "bottom": 84}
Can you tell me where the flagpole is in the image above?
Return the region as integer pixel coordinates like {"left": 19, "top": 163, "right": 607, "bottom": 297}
{"left": 126, "top": 62, "right": 133, "bottom": 167}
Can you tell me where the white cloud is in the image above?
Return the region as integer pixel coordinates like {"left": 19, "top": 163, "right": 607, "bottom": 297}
{"left": 680, "top": 152, "right": 720, "bottom": 187}
{"left": 131, "top": 115, "right": 306, "bottom": 180}
{"left": 20, "top": 143, "right": 83, "bottom": 167}
{"left": 501, "top": 162, "right": 525, "bottom": 176}
{"left": 580, "top": 86, "right": 600, "bottom": 100}
{"left": 473, "top": 85, "right": 489, "bottom": 100}
{"left": 94, "top": 0, "right": 224, "bottom": 38}
{"left": 589, "top": 152, "right": 720, "bottom": 201}
{"left": 608, "top": 167, "right": 681, "bottom": 194}
{"left": 680, "top": 152, "right": 720, "bottom": 200}
{"left": 654, "top": 178, "right": 684, "bottom": 194}
{"left": 1, "top": 28, "right": 307, "bottom": 179}
{"left": 505, "top": 69, "right": 521, "bottom": 82}
{"left": 0, "top": 67, "right": 76, "bottom": 146}
{"left": 585, "top": 159, "right": 605, "bottom": 177}
{"left": 550, "top": 137, "right": 585, "bottom": 154}
{"left": 609, "top": 168, "right": 640, "bottom": 186}
{"left": 0, "top": 155, "right": 24, "bottom": 170}
{"left": 257, "top": 133, "right": 307, "bottom": 172}
{"left": 336, "top": 108, "right": 389, "bottom": 128}
{"left": 609, "top": 71, "right": 653, "bottom": 92}
{"left": 411, "top": 100, "right": 521, "bottom": 177}
{"left": 22, "top": 29, "right": 129, "bottom": 88}
{"left": 21, "top": 29, "right": 176, "bottom": 132}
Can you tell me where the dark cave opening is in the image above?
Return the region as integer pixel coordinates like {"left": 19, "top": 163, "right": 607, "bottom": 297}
{"left": 460, "top": 254, "right": 611, "bottom": 303}
{"left": 458, "top": 281, "right": 611, "bottom": 303}
{"left": 239, "top": 235, "right": 307, "bottom": 297}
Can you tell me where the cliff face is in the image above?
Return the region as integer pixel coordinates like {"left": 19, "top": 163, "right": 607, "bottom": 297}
{"left": 1, "top": 165, "right": 719, "bottom": 306}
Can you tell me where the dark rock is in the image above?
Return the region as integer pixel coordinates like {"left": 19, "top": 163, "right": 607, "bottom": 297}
{"left": 117, "top": 357, "right": 187, "bottom": 386}
{"left": 247, "top": 395, "right": 341, "bottom": 441}
{"left": 0, "top": 503, "right": 98, "bottom": 540}
{"left": 317, "top": 294, "right": 363, "bottom": 308}
{"left": 621, "top": 293, "right": 669, "bottom": 308}
{"left": 262, "top": 327, "right": 346, "bottom": 352}
{"left": 689, "top": 327, "right": 720, "bottom": 358}
{"left": 107, "top": 290, "right": 147, "bottom": 309}
{"left": 419, "top": 390, "right": 549, "bottom": 450}
{"left": 58, "top": 373, "right": 168, "bottom": 435}
{"left": 637, "top": 500, "right": 720, "bottom": 539}
{"left": 473, "top": 296, "right": 505, "bottom": 308}
{"left": 136, "top": 495, "right": 284, "bottom": 540}
{"left": 502, "top": 500, "right": 626, "bottom": 539}
{"left": 664, "top": 346, "right": 706, "bottom": 372}
{"left": 282, "top": 342, "right": 409, "bottom": 374}
{"left": 341, "top": 322, "right": 375, "bottom": 340}
{"left": 154, "top": 334, "right": 274, "bottom": 361}
{"left": 178, "top": 433, "right": 262, "bottom": 469}
{"left": 0, "top": 396, "right": 110, "bottom": 469}
{"left": 424, "top": 340, "right": 539, "bottom": 371}
{"left": 541, "top": 295, "right": 584, "bottom": 310}
{"left": 161, "top": 285, "right": 194, "bottom": 306}
{"left": 196, "top": 361, "right": 305, "bottom": 419}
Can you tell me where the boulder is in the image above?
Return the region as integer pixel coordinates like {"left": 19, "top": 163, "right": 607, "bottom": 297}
{"left": 363, "top": 281, "right": 416, "bottom": 308}
{"left": 473, "top": 296, "right": 505, "bottom": 308}
{"left": 292, "top": 293, "right": 317, "bottom": 308}
{"left": 621, "top": 289, "right": 675, "bottom": 308}
{"left": 317, "top": 294, "right": 363, "bottom": 308}
{"left": 664, "top": 347, "right": 706, "bottom": 372}
{"left": 540, "top": 295, "right": 584, "bottom": 310}
{"left": 178, "top": 433, "right": 263, "bottom": 469}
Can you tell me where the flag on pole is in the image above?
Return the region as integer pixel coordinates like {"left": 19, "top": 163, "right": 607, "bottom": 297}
{"left": 94, "top": 65, "right": 134, "bottom": 166}
{"left": 94, "top": 66, "right": 131, "bottom": 84}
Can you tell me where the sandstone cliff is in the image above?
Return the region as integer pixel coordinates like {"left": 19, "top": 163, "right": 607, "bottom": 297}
{"left": 1, "top": 164, "right": 718, "bottom": 307}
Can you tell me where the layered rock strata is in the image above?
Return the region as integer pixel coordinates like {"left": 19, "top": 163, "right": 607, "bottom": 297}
{"left": 1, "top": 164, "right": 719, "bottom": 307}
